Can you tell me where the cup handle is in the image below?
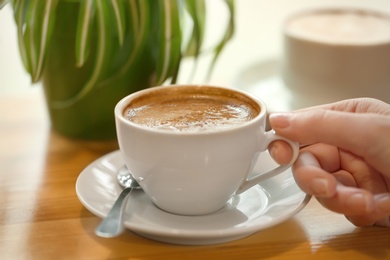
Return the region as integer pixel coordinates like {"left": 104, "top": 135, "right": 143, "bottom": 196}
{"left": 236, "top": 130, "right": 299, "bottom": 194}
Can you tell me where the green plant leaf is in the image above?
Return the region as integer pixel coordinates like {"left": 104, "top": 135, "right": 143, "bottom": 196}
{"left": 13, "top": 0, "right": 32, "bottom": 74}
{"left": 154, "top": 0, "right": 182, "bottom": 86}
{"left": 24, "top": 0, "right": 58, "bottom": 83}
{"left": 181, "top": 0, "right": 205, "bottom": 81}
{"left": 182, "top": 0, "right": 205, "bottom": 57}
{"left": 11, "top": 0, "right": 235, "bottom": 106}
{"left": 206, "top": 0, "right": 235, "bottom": 80}
{"left": 0, "top": 0, "right": 9, "bottom": 9}
{"left": 98, "top": 0, "right": 151, "bottom": 86}
{"left": 126, "top": 0, "right": 151, "bottom": 67}
{"left": 23, "top": 0, "right": 39, "bottom": 79}
{"left": 75, "top": 0, "right": 95, "bottom": 67}
{"left": 111, "top": 0, "right": 126, "bottom": 46}
{"left": 53, "top": 0, "right": 114, "bottom": 108}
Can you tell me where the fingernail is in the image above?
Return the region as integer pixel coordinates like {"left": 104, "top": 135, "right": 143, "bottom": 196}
{"left": 375, "top": 194, "right": 390, "bottom": 213}
{"left": 311, "top": 178, "right": 331, "bottom": 196}
{"left": 269, "top": 141, "right": 280, "bottom": 157}
{"left": 269, "top": 113, "right": 292, "bottom": 129}
{"left": 348, "top": 193, "right": 374, "bottom": 212}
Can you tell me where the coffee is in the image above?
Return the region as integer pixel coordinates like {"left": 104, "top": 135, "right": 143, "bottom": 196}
{"left": 115, "top": 85, "right": 298, "bottom": 215}
{"left": 123, "top": 86, "right": 260, "bottom": 132}
{"left": 285, "top": 9, "right": 390, "bottom": 44}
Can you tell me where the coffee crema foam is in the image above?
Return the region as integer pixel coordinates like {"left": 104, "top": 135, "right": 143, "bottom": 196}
{"left": 123, "top": 87, "right": 259, "bottom": 132}
{"left": 286, "top": 9, "right": 390, "bottom": 44}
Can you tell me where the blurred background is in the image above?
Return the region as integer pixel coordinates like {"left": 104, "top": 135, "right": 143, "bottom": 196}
{"left": 1, "top": 0, "right": 390, "bottom": 106}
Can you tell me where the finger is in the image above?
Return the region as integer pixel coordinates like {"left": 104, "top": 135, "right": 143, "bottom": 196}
{"left": 292, "top": 151, "right": 337, "bottom": 197}
{"left": 300, "top": 143, "right": 340, "bottom": 173}
{"left": 332, "top": 170, "right": 357, "bottom": 187}
{"left": 269, "top": 110, "right": 390, "bottom": 174}
{"left": 269, "top": 110, "right": 371, "bottom": 152}
{"left": 317, "top": 184, "right": 375, "bottom": 216}
{"left": 373, "top": 193, "right": 390, "bottom": 227}
{"left": 345, "top": 193, "right": 390, "bottom": 227}
{"left": 296, "top": 98, "right": 390, "bottom": 115}
{"left": 375, "top": 193, "right": 390, "bottom": 216}
{"left": 345, "top": 215, "right": 377, "bottom": 227}
{"left": 268, "top": 140, "right": 293, "bottom": 165}
{"left": 302, "top": 144, "right": 357, "bottom": 186}
{"left": 293, "top": 150, "right": 385, "bottom": 222}
{"left": 338, "top": 149, "right": 388, "bottom": 193}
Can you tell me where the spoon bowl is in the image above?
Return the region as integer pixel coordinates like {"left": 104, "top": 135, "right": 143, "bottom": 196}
{"left": 117, "top": 166, "right": 140, "bottom": 189}
{"left": 95, "top": 166, "right": 141, "bottom": 238}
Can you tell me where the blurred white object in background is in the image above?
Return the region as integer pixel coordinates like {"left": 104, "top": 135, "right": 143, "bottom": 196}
{"left": 282, "top": 7, "right": 390, "bottom": 108}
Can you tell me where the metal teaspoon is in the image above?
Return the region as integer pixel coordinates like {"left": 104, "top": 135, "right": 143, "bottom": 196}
{"left": 95, "top": 166, "right": 141, "bottom": 238}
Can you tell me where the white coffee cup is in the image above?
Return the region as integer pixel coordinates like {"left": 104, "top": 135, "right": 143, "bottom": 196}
{"left": 282, "top": 7, "right": 390, "bottom": 108}
{"left": 115, "top": 85, "right": 299, "bottom": 215}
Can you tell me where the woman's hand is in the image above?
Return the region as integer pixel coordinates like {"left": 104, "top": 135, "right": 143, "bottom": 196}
{"left": 268, "top": 98, "right": 390, "bottom": 226}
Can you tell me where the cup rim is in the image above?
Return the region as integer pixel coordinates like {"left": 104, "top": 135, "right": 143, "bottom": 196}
{"left": 282, "top": 6, "right": 390, "bottom": 45}
{"left": 114, "top": 84, "right": 267, "bottom": 136}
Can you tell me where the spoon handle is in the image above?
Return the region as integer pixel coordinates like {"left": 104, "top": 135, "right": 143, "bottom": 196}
{"left": 95, "top": 187, "right": 133, "bottom": 238}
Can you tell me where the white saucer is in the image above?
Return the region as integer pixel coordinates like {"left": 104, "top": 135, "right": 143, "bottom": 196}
{"left": 76, "top": 150, "right": 310, "bottom": 245}
{"left": 232, "top": 59, "right": 296, "bottom": 112}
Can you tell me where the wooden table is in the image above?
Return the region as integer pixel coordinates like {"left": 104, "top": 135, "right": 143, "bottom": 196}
{"left": 1, "top": 89, "right": 389, "bottom": 260}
